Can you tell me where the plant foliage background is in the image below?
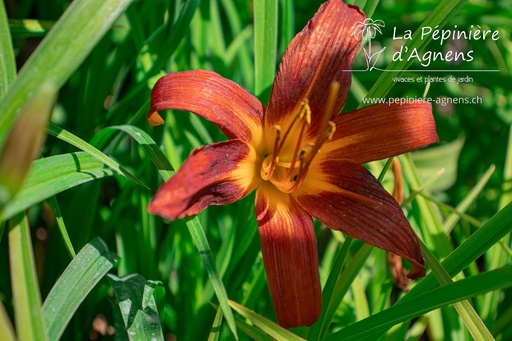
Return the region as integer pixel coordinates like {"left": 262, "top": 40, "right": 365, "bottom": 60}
{"left": 0, "top": 0, "right": 511, "bottom": 340}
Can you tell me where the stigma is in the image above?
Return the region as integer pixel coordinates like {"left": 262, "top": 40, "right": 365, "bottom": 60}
{"left": 260, "top": 81, "right": 339, "bottom": 193}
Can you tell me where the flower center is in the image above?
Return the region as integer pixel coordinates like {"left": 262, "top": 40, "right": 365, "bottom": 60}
{"left": 260, "top": 82, "right": 340, "bottom": 193}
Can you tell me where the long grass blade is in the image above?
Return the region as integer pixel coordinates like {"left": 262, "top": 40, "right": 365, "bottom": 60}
{"left": 42, "top": 237, "right": 118, "bottom": 340}
{"left": 0, "top": 0, "right": 133, "bottom": 147}
{"left": 8, "top": 213, "right": 48, "bottom": 341}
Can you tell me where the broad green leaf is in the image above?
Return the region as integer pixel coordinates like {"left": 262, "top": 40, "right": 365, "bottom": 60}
{"left": 254, "top": 0, "right": 277, "bottom": 99}
{"left": 108, "top": 274, "right": 164, "bottom": 341}
{"left": 47, "top": 123, "right": 148, "bottom": 189}
{"left": 8, "top": 213, "right": 48, "bottom": 341}
{"left": 42, "top": 237, "right": 118, "bottom": 340}
{"left": 326, "top": 264, "right": 512, "bottom": 340}
{"left": 1, "top": 152, "right": 117, "bottom": 221}
{"left": 229, "top": 300, "right": 305, "bottom": 341}
{"left": 0, "top": 0, "right": 133, "bottom": 147}
{"left": 0, "top": 1, "right": 16, "bottom": 97}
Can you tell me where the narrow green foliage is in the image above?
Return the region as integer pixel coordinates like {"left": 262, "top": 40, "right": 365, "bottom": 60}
{"left": 1, "top": 152, "right": 117, "bottom": 221}
{"left": 108, "top": 274, "right": 165, "bottom": 341}
{"left": 186, "top": 217, "right": 239, "bottom": 340}
{"left": 8, "top": 214, "right": 48, "bottom": 341}
{"left": 326, "top": 264, "right": 512, "bottom": 340}
{"left": 0, "top": 1, "right": 16, "bottom": 97}
{"left": 42, "top": 237, "right": 118, "bottom": 340}
{"left": 47, "top": 123, "right": 148, "bottom": 189}
{"left": 0, "top": 0, "right": 133, "bottom": 147}
{"left": 229, "top": 300, "right": 306, "bottom": 341}
{"left": 0, "top": 301, "right": 15, "bottom": 341}
{"left": 254, "top": 0, "right": 278, "bottom": 99}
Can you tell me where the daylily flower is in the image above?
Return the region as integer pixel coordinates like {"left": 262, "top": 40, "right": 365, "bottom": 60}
{"left": 147, "top": 0, "right": 438, "bottom": 328}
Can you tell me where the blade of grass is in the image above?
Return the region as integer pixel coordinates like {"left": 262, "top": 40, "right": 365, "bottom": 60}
{"left": 306, "top": 237, "right": 353, "bottom": 340}
{"left": 42, "top": 237, "right": 119, "bottom": 340}
{"left": 0, "top": 300, "right": 15, "bottom": 341}
{"left": 0, "top": 0, "right": 16, "bottom": 97}
{"left": 419, "top": 240, "right": 494, "bottom": 340}
{"left": 443, "top": 165, "right": 495, "bottom": 234}
{"left": 8, "top": 213, "right": 48, "bottom": 341}
{"left": 229, "top": 300, "right": 305, "bottom": 341}
{"left": 108, "top": 274, "right": 164, "bottom": 341}
{"left": 7, "top": 19, "right": 53, "bottom": 38}
{"left": 208, "top": 306, "right": 224, "bottom": 341}
{"left": 47, "top": 195, "right": 76, "bottom": 259}
{"left": 47, "top": 124, "right": 148, "bottom": 189}
{"left": 254, "top": 0, "right": 278, "bottom": 99}
{"left": 0, "top": 0, "right": 133, "bottom": 147}
{"left": 1, "top": 152, "right": 118, "bottom": 221}
{"left": 185, "top": 217, "right": 239, "bottom": 340}
{"left": 326, "top": 264, "right": 512, "bottom": 340}
{"left": 105, "top": 125, "right": 174, "bottom": 181}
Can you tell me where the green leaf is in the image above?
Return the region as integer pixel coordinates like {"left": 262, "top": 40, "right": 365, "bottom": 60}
{"left": 229, "top": 300, "right": 305, "bottom": 341}
{"left": 0, "top": 1, "right": 16, "bottom": 97}
{"left": 0, "top": 0, "right": 133, "bottom": 147}
{"left": 105, "top": 125, "right": 174, "bottom": 181}
{"left": 42, "top": 237, "right": 118, "bottom": 340}
{"left": 108, "top": 274, "right": 165, "bottom": 341}
{"left": 8, "top": 213, "right": 48, "bottom": 341}
{"left": 1, "top": 152, "right": 118, "bottom": 221}
{"left": 254, "top": 0, "right": 278, "bottom": 99}
{"left": 326, "top": 264, "right": 512, "bottom": 340}
{"left": 0, "top": 300, "right": 15, "bottom": 341}
{"left": 47, "top": 123, "right": 148, "bottom": 189}
{"left": 185, "top": 217, "right": 239, "bottom": 340}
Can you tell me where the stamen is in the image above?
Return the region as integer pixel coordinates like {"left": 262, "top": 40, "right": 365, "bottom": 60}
{"left": 260, "top": 125, "right": 281, "bottom": 180}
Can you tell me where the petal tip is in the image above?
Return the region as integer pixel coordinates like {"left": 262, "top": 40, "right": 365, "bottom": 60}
{"left": 148, "top": 111, "right": 165, "bottom": 126}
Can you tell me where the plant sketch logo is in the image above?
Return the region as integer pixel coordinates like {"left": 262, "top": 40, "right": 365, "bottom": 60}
{"left": 351, "top": 18, "right": 386, "bottom": 71}
{"left": 348, "top": 18, "right": 500, "bottom": 73}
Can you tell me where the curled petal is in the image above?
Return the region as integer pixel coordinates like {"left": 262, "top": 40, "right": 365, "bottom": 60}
{"left": 149, "top": 70, "right": 264, "bottom": 146}
{"left": 323, "top": 102, "right": 438, "bottom": 164}
{"left": 294, "top": 159, "right": 425, "bottom": 279}
{"left": 256, "top": 184, "right": 321, "bottom": 328}
{"left": 265, "top": 0, "right": 364, "bottom": 137}
{"left": 148, "top": 140, "right": 260, "bottom": 220}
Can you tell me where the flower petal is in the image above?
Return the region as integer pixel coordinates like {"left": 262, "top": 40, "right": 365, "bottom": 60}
{"left": 149, "top": 70, "right": 264, "bottom": 145}
{"left": 148, "top": 140, "right": 260, "bottom": 220}
{"left": 265, "top": 1, "right": 364, "bottom": 135}
{"left": 322, "top": 102, "right": 438, "bottom": 164}
{"left": 294, "top": 159, "right": 425, "bottom": 279}
{"left": 256, "top": 183, "right": 321, "bottom": 328}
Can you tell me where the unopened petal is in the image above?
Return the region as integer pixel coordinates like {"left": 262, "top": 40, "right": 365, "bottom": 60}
{"left": 323, "top": 102, "right": 438, "bottom": 164}
{"left": 149, "top": 70, "right": 264, "bottom": 146}
{"left": 265, "top": 0, "right": 364, "bottom": 138}
{"left": 256, "top": 183, "right": 321, "bottom": 328}
{"left": 294, "top": 159, "right": 425, "bottom": 279}
{"left": 148, "top": 140, "right": 260, "bottom": 220}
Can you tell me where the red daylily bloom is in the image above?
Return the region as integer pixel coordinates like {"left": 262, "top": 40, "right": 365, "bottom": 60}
{"left": 147, "top": 0, "right": 438, "bottom": 328}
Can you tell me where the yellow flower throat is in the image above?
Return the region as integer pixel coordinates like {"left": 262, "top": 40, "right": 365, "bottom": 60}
{"left": 260, "top": 82, "right": 340, "bottom": 193}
